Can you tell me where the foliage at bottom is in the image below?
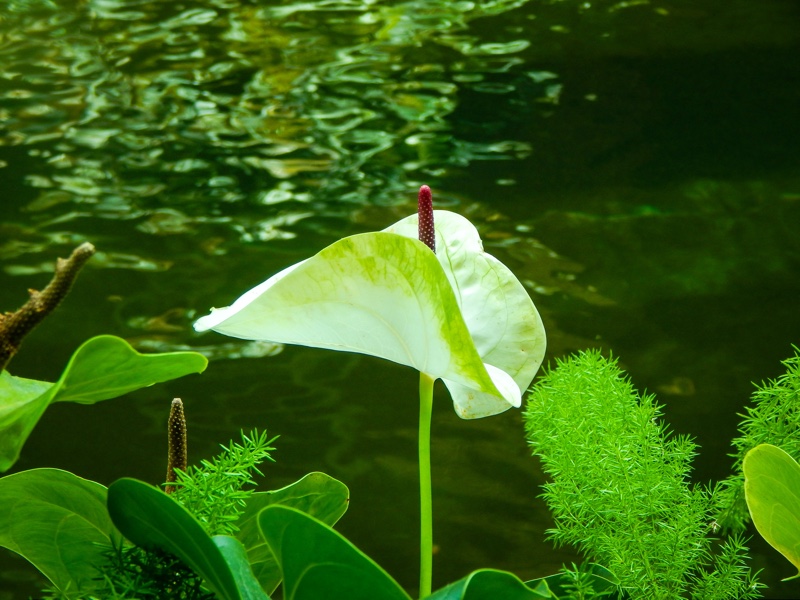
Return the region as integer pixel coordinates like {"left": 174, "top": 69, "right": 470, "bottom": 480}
{"left": 524, "top": 349, "right": 762, "bottom": 600}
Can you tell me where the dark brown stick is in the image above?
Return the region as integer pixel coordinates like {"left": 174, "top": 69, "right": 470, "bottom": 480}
{"left": 0, "top": 242, "right": 95, "bottom": 372}
{"left": 165, "top": 398, "right": 188, "bottom": 494}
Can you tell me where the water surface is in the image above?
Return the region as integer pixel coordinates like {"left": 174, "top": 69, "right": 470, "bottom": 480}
{"left": 1, "top": 0, "right": 800, "bottom": 597}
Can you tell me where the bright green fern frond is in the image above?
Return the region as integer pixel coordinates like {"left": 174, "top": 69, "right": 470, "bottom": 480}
{"left": 171, "top": 428, "right": 277, "bottom": 536}
{"left": 524, "top": 349, "right": 758, "bottom": 600}
{"left": 689, "top": 533, "right": 764, "bottom": 600}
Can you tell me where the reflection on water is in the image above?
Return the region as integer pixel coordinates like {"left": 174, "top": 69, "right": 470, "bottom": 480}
{"left": 1, "top": 0, "right": 552, "bottom": 254}
{"left": 2, "top": 0, "right": 800, "bottom": 597}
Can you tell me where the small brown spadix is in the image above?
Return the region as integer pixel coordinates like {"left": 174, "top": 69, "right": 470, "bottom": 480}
{"left": 165, "top": 398, "right": 187, "bottom": 494}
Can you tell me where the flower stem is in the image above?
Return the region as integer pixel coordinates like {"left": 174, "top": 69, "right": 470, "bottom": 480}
{"left": 418, "top": 372, "right": 434, "bottom": 598}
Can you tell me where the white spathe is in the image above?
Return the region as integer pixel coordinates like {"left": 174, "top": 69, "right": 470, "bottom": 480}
{"left": 195, "top": 210, "right": 546, "bottom": 418}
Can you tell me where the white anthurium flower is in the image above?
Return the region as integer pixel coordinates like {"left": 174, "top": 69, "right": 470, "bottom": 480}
{"left": 383, "top": 209, "right": 546, "bottom": 417}
{"left": 194, "top": 209, "right": 545, "bottom": 419}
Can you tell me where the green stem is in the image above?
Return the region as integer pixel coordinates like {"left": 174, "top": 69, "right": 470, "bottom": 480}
{"left": 418, "top": 372, "right": 434, "bottom": 598}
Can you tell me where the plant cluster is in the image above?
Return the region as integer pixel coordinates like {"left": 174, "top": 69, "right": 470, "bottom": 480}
{"left": 1, "top": 197, "right": 799, "bottom": 599}
{"left": 192, "top": 186, "right": 547, "bottom": 598}
{"left": 88, "top": 544, "right": 213, "bottom": 600}
{"left": 91, "top": 429, "right": 276, "bottom": 600}
{"left": 715, "top": 349, "right": 800, "bottom": 530}
{"left": 170, "top": 429, "right": 278, "bottom": 536}
{"left": 524, "top": 349, "right": 762, "bottom": 600}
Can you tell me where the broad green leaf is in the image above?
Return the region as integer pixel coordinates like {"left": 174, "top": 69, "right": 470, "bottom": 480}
{"left": 49, "top": 334, "right": 208, "bottom": 404}
{"left": 744, "top": 443, "right": 800, "bottom": 579}
{"left": 0, "top": 334, "right": 208, "bottom": 471}
{"left": 107, "top": 477, "right": 269, "bottom": 600}
{"left": 195, "top": 229, "right": 524, "bottom": 418}
{"left": 0, "top": 468, "right": 114, "bottom": 598}
{"left": 235, "top": 472, "right": 350, "bottom": 593}
{"left": 0, "top": 374, "right": 52, "bottom": 472}
{"left": 427, "top": 569, "right": 550, "bottom": 600}
{"left": 257, "top": 505, "right": 411, "bottom": 600}
{"left": 214, "top": 535, "right": 272, "bottom": 599}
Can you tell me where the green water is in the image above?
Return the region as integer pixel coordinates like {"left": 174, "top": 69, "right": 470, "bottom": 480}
{"left": 1, "top": 0, "right": 799, "bottom": 597}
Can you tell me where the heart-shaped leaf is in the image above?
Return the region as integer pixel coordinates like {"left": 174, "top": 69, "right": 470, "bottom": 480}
{"left": 235, "top": 472, "right": 349, "bottom": 593}
{"left": 214, "top": 535, "right": 273, "bottom": 599}
{"left": 0, "top": 468, "right": 115, "bottom": 598}
{"left": 744, "top": 443, "right": 800, "bottom": 580}
{"left": 107, "top": 477, "right": 268, "bottom": 600}
{"left": 0, "top": 335, "right": 208, "bottom": 471}
{"left": 258, "top": 504, "right": 410, "bottom": 600}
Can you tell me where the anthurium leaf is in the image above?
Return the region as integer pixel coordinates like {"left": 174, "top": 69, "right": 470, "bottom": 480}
{"left": 235, "top": 472, "right": 349, "bottom": 593}
{"left": 214, "top": 535, "right": 271, "bottom": 598}
{"left": 194, "top": 232, "right": 516, "bottom": 417}
{"left": 50, "top": 334, "right": 208, "bottom": 404}
{"left": 426, "top": 569, "right": 549, "bottom": 600}
{"left": 384, "top": 210, "right": 546, "bottom": 418}
{"left": 257, "top": 505, "right": 411, "bottom": 600}
{"left": 526, "top": 579, "right": 556, "bottom": 598}
{"left": 107, "top": 478, "right": 269, "bottom": 600}
{"left": 0, "top": 373, "right": 52, "bottom": 472}
{"left": 743, "top": 443, "right": 800, "bottom": 579}
{"left": 0, "top": 334, "right": 207, "bottom": 472}
{"left": 0, "top": 468, "right": 114, "bottom": 599}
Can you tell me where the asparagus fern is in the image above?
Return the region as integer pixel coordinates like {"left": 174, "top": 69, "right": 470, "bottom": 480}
{"left": 525, "top": 349, "right": 759, "bottom": 600}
